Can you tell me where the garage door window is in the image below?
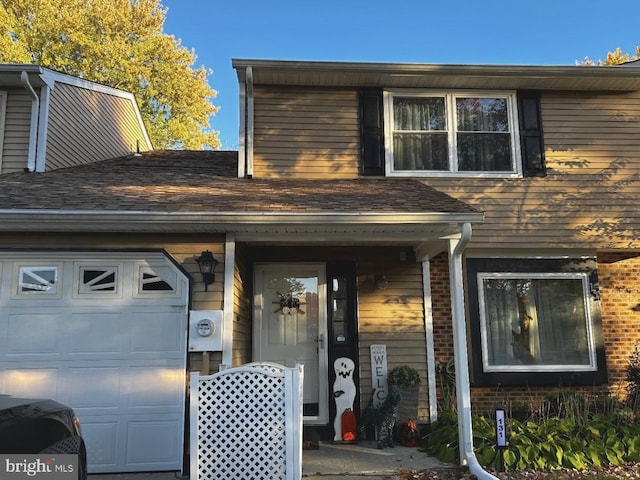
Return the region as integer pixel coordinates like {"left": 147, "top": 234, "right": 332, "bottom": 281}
{"left": 79, "top": 266, "right": 118, "bottom": 294}
{"left": 17, "top": 265, "right": 59, "bottom": 296}
{"left": 136, "top": 264, "right": 179, "bottom": 296}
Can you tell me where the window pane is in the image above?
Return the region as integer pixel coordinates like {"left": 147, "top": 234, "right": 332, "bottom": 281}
{"left": 482, "top": 277, "right": 591, "bottom": 368}
{"left": 457, "top": 133, "right": 512, "bottom": 171}
{"left": 394, "top": 97, "right": 446, "bottom": 131}
{"left": 393, "top": 133, "right": 448, "bottom": 170}
{"left": 456, "top": 98, "right": 508, "bottom": 132}
{"left": 19, "top": 266, "right": 58, "bottom": 294}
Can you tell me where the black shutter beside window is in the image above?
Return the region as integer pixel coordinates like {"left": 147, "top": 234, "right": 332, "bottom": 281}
{"left": 359, "top": 89, "right": 385, "bottom": 176}
{"left": 517, "top": 91, "right": 546, "bottom": 177}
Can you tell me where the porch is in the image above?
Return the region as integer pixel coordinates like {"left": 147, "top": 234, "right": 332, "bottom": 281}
{"left": 89, "top": 441, "right": 455, "bottom": 479}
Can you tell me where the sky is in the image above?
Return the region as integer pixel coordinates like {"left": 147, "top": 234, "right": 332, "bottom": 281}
{"left": 161, "top": 0, "right": 640, "bottom": 150}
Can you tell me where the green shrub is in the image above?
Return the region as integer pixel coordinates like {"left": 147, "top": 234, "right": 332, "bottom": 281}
{"left": 388, "top": 365, "right": 421, "bottom": 387}
{"left": 427, "top": 402, "right": 640, "bottom": 471}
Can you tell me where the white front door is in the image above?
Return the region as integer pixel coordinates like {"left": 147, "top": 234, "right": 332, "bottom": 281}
{"left": 254, "top": 263, "right": 328, "bottom": 424}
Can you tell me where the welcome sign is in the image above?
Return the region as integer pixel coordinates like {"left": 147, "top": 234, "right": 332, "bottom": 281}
{"left": 369, "top": 344, "right": 388, "bottom": 408}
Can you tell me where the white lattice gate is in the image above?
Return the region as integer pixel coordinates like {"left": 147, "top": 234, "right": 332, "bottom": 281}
{"left": 190, "top": 363, "right": 303, "bottom": 480}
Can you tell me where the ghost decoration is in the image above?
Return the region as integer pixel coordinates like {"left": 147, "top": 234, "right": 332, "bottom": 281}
{"left": 333, "top": 357, "right": 356, "bottom": 441}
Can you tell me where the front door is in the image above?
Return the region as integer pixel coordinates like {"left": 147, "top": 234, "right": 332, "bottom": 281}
{"left": 253, "top": 263, "right": 329, "bottom": 424}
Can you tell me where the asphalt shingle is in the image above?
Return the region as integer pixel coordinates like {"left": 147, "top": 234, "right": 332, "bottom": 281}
{"left": 0, "top": 150, "right": 479, "bottom": 215}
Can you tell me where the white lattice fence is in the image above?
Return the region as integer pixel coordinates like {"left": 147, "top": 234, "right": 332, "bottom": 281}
{"left": 190, "top": 363, "right": 303, "bottom": 480}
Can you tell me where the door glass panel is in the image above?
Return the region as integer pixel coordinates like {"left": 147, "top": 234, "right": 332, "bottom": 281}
{"left": 258, "top": 269, "right": 324, "bottom": 419}
{"left": 331, "top": 276, "right": 348, "bottom": 344}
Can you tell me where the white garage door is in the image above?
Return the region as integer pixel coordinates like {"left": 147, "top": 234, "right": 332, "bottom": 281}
{"left": 0, "top": 252, "right": 189, "bottom": 474}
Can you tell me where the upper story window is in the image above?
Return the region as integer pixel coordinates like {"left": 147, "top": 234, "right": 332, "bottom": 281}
{"left": 385, "top": 91, "right": 520, "bottom": 177}
{"left": 359, "top": 88, "right": 545, "bottom": 178}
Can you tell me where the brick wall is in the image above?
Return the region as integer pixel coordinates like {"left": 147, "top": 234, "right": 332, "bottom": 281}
{"left": 429, "top": 252, "right": 640, "bottom": 415}
{"left": 597, "top": 252, "right": 640, "bottom": 399}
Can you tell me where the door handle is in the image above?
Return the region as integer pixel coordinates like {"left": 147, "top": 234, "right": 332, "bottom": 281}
{"left": 315, "top": 334, "right": 325, "bottom": 349}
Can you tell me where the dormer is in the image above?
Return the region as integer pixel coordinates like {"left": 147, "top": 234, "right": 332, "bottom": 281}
{"left": 0, "top": 64, "right": 151, "bottom": 174}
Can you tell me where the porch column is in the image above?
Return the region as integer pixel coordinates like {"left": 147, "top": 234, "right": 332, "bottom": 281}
{"left": 222, "top": 233, "right": 236, "bottom": 367}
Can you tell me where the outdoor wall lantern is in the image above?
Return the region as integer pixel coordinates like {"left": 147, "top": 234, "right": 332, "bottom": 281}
{"left": 195, "top": 250, "right": 218, "bottom": 291}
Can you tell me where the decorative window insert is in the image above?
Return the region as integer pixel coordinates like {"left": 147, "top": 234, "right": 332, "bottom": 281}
{"left": 466, "top": 257, "right": 606, "bottom": 387}
{"left": 384, "top": 90, "right": 521, "bottom": 177}
{"left": 76, "top": 264, "right": 119, "bottom": 295}
{"left": 135, "top": 263, "right": 179, "bottom": 296}
{"left": 16, "top": 265, "right": 59, "bottom": 296}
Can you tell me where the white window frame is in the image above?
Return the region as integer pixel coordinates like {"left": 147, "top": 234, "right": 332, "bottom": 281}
{"left": 73, "top": 262, "right": 123, "bottom": 298}
{"left": 384, "top": 89, "right": 522, "bottom": 178}
{"left": 13, "top": 263, "right": 63, "bottom": 299}
{"left": 133, "top": 261, "right": 181, "bottom": 298}
{"left": 477, "top": 271, "right": 597, "bottom": 373}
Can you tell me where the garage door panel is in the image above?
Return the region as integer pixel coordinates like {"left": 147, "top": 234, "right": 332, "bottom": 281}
{"left": 126, "top": 419, "right": 182, "bottom": 466}
{"left": 68, "top": 366, "right": 123, "bottom": 410}
{"left": 5, "top": 312, "right": 63, "bottom": 356}
{"left": 69, "top": 312, "right": 126, "bottom": 355}
{"left": 81, "top": 420, "right": 119, "bottom": 469}
{"left": 128, "top": 365, "right": 184, "bottom": 409}
{"left": 130, "top": 311, "right": 186, "bottom": 355}
{"left": 1, "top": 367, "right": 59, "bottom": 398}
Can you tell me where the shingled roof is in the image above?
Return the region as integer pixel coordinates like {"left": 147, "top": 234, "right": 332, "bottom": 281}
{"left": 0, "top": 150, "right": 482, "bottom": 239}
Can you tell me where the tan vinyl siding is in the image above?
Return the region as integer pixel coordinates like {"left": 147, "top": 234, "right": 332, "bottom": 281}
{"left": 233, "top": 242, "right": 252, "bottom": 367}
{"left": 253, "top": 87, "right": 360, "bottom": 178}
{"left": 45, "top": 83, "right": 148, "bottom": 170}
{"left": 1, "top": 89, "right": 31, "bottom": 174}
{"left": 425, "top": 90, "right": 640, "bottom": 251}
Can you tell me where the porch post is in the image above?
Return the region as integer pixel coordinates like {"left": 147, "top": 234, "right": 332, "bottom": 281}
{"left": 421, "top": 259, "right": 438, "bottom": 422}
{"left": 222, "top": 233, "right": 235, "bottom": 367}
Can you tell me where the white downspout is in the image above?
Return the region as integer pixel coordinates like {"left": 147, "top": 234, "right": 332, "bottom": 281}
{"left": 20, "top": 71, "right": 39, "bottom": 172}
{"left": 448, "top": 223, "right": 498, "bottom": 480}
{"left": 245, "top": 66, "right": 254, "bottom": 178}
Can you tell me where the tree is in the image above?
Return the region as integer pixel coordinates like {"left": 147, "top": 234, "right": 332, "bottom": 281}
{"left": 0, "top": 0, "right": 219, "bottom": 149}
{"left": 580, "top": 46, "right": 640, "bottom": 66}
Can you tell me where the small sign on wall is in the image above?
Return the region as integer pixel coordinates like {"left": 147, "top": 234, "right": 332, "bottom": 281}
{"left": 370, "top": 344, "right": 388, "bottom": 409}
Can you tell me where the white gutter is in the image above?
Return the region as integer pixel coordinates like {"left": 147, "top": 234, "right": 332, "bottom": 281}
{"left": 20, "top": 71, "right": 39, "bottom": 172}
{"left": 0, "top": 210, "right": 483, "bottom": 224}
{"left": 448, "top": 223, "right": 498, "bottom": 480}
{"left": 245, "top": 66, "right": 254, "bottom": 178}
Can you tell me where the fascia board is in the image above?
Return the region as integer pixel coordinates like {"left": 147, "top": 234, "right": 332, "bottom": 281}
{"left": 0, "top": 210, "right": 484, "bottom": 229}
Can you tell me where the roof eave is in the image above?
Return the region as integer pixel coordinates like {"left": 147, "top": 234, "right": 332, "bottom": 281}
{"left": 0, "top": 210, "right": 484, "bottom": 237}
{"left": 232, "top": 59, "right": 640, "bottom": 91}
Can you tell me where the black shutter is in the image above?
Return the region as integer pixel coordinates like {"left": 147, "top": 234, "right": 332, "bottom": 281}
{"left": 359, "top": 89, "right": 385, "bottom": 176}
{"left": 517, "top": 91, "right": 546, "bottom": 177}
